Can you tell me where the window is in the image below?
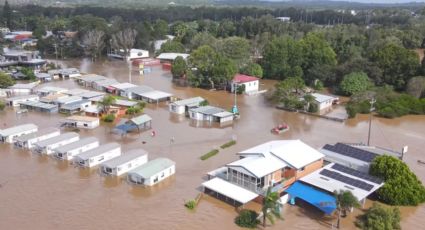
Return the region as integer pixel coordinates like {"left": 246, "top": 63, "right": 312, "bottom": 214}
{"left": 117, "top": 167, "right": 121, "bottom": 171}
{"left": 299, "top": 167, "right": 305, "bottom": 172}
{"left": 84, "top": 124, "right": 88, "bottom": 127}
{"left": 154, "top": 177, "right": 158, "bottom": 183}
{"left": 161, "top": 172, "right": 165, "bottom": 178}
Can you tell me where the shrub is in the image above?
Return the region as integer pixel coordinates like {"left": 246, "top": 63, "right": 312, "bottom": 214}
{"left": 200, "top": 149, "right": 219, "bottom": 160}
{"left": 199, "top": 100, "right": 209, "bottom": 106}
{"left": 185, "top": 200, "right": 196, "bottom": 210}
{"left": 356, "top": 203, "right": 401, "bottom": 230}
{"left": 102, "top": 114, "right": 115, "bottom": 123}
{"left": 369, "top": 155, "right": 425, "bottom": 206}
{"left": 0, "top": 101, "right": 5, "bottom": 111}
{"left": 220, "top": 140, "right": 236, "bottom": 149}
{"left": 339, "top": 72, "right": 372, "bottom": 96}
{"left": 234, "top": 209, "right": 260, "bottom": 229}
{"left": 236, "top": 84, "right": 245, "bottom": 94}
{"left": 308, "top": 103, "right": 319, "bottom": 113}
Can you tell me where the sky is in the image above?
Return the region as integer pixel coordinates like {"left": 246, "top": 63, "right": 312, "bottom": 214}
{"left": 269, "top": 0, "right": 425, "bottom": 3}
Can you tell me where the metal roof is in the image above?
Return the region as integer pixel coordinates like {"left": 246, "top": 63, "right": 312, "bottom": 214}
{"left": 129, "top": 158, "right": 175, "bottom": 179}
{"left": 14, "top": 127, "right": 60, "bottom": 142}
{"left": 79, "top": 91, "right": 105, "bottom": 99}
{"left": 213, "top": 111, "right": 234, "bottom": 118}
{"left": 322, "top": 143, "right": 378, "bottom": 163}
{"left": 56, "top": 96, "right": 83, "bottom": 104}
{"left": 101, "top": 149, "right": 148, "bottom": 168}
{"left": 227, "top": 156, "right": 287, "bottom": 178}
{"left": 0, "top": 123, "right": 37, "bottom": 137}
{"left": 311, "top": 93, "right": 338, "bottom": 103}
{"left": 65, "top": 115, "right": 99, "bottom": 122}
{"left": 190, "top": 105, "right": 225, "bottom": 115}
{"left": 113, "top": 99, "right": 137, "bottom": 107}
{"left": 139, "top": 90, "right": 172, "bottom": 100}
{"left": 156, "top": 53, "right": 189, "bottom": 60}
{"left": 35, "top": 73, "right": 51, "bottom": 79}
{"left": 95, "top": 79, "right": 119, "bottom": 87}
{"left": 63, "top": 88, "right": 91, "bottom": 96}
{"left": 125, "top": 86, "right": 154, "bottom": 95}
{"left": 110, "top": 82, "right": 138, "bottom": 90}
{"left": 35, "top": 132, "right": 79, "bottom": 148}
{"left": 172, "top": 97, "right": 204, "bottom": 106}
{"left": 53, "top": 137, "right": 98, "bottom": 153}
{"left": 37, "top": 86, "right": 68, "bottom": 94}
{"left": 20, "top": 101, "right": 58, "bottom": 110}
{"left": 130, "top": 114, "right": 152, "bottom": 125}
{"left": 202, "top": 177, "right": 258, "bottom": 204}
{"left": 75, "top": 143, "right": 121, "bottom": 160}
{"left": 60, "top": 100, "right": 90, "bottom": 110}
{"left": 6, "top": 94, "right": 39, "bottom": 101}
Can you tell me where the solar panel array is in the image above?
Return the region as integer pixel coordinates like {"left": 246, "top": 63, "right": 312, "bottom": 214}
{"left": 322, "top": 143, "right": 378, "bottom": 163}
{"left": 331, "top": 164, "right": 383, "bottom": 184}
{"left": 319, "top": 169, "right": 374, "bottom": 191}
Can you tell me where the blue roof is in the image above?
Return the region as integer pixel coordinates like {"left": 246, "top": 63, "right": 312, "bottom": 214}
{"left": 114, "top": 124, "right": 137, "bottom": 133}
{"left": 286, "top": 181, "right": 336, "bottom": 215}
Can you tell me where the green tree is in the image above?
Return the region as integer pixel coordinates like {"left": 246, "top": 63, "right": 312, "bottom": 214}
{"left": 98, "top": 95, "right": 116, "bottom": 113}
{"left": 406, "top": 76, "right": 425, "bottom": 98}
{"left": 274, "top": 76, "right": 307, "bottom": 110}
{"left": 369, "top": 155, "right": 425, "bottom": 206}
{"left": 340, "top": 72, "right": 372, "bottom": 96}
{"left": 234, "top": 209, "right": 260, "bottom": 229}
{"left": 160, "top": 40, "right": 185, "bottom": 53}
{"left": 356, "top": 203, "right": 401, "bottom": 230}
{"left": 171, "top": 56, "right": 187, "bottom": 79}
{"left": 152, "top": 19, "right": 168, "bottom": 39}
{"left": 217, "top": 37, "right": 250, "bottom": 68}
{"left": 189, "top": 45, "right": 217, "bottom": 77}
{"left": 335, "top": 190, "right": 360, "bottom": 229}
{"left": 0, "top": 72, "right": 15, "bottom": 88}
{"left": 261, "top": 187, "right": 282, "bottom": 227}
{"left": 190, "top": 32, "right": 217, "bottom": 50}
{"left": 3, "top": 0, "right": 12, "bottom": 29}
{"left": 240, "top": 62, "right": 263, "bottom": 78}
{"left": 0, "top": 100, "right": 5, "bottom": 111}
{"left": 262, "top": 36, "right": 303, "bottom": 80}
{"left": 21, "top": 67, "right": 36, "bottom": 81}
{"left": 210, "top": 55, "right": 237, "bottom": 89}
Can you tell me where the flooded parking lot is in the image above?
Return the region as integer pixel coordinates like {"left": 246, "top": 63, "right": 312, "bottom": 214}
{"left": 0, "top": 58, "right": 424, "bottom": 229}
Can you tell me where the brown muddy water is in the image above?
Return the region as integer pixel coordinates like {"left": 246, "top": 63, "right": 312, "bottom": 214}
{"left": 0, "top": 58, "right": 424, "bottom": 230}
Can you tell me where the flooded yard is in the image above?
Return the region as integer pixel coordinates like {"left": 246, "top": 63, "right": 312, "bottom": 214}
{"left": 0, "top": 58, "right": 424, "bottom": 229}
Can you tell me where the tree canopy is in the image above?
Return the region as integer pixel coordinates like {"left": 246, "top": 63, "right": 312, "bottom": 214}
{"left": 339, "top": 72, "right": 372, "bottom": 96}
{"left": 356, "top": 203, "right": 401, "bottom": 230}
{"left": 0, "top": 72, "right": 15, "bottom": 89}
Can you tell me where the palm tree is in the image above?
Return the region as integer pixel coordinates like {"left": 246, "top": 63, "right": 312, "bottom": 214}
{"left": 335, "top": 190, "right": 360, "bottom": 229}
{"left": 98, "top": 95, "right": 116, "bottom": 114}
{"left": 261, "top": 187, "right": 282, "bottom": 227}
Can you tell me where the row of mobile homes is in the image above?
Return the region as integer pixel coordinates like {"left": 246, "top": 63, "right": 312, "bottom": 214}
{"left": 53, "top": 137, "right": 99, "bottom": 160}
{"left": 169, "top": 97, "right": 205, "bottom": 115}
{"left": 36, "top": 86, "right": 68, "bottom": 97}
{"left": 5, "top": 94, "right": 39, "bottom": 107}
{"left": 60, "top": 115, "right": 100, "bottom": 129}
{"left": 75, "top": 74, "right": 108, "bottom": 88}
{"left": 32, "top": 132, "right": 79, "bottom": 155}
{"left": 123, "top": 86, "right": 154, "bottom": 100}
{"left": 92, "top": 79, "right": 119, "bottom": 91}
{"left": 14, "top": 128, "right": 60, "bottom": 149}
{"left": 100, "top": 150, "right": 148, "bottom": 176}
{"left": 0, "top": 124, "right": 38, "bottom": 143}
{"left": 54, "top": 95, "right": 83, "bottom": 107}
{"left": 59, "top": 100, "right": 91, "bottom": 114}
{"left": 19, "top": 101, "right": 58, "bottom": 113}
{"left": 109, "top": 82, "right": 137, "bottom": 96}
{"left": 74, "top": 143, "right": 121, "bottom": 168}
{"left": 128, "top": 158, "right": 175, "bottom": 186}
{"left": 189, "top": 106, "right": 234, "bottom": 124}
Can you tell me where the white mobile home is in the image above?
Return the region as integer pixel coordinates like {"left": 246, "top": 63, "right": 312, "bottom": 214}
{"left": 5, "top": 94, "right": 39, "bottom": 107}
{"left": 14, "top": 127, "right": 60, "bottom": 149}
{"left": 0, "top": 123, "right": 38, "bottom": 143}
{"left": 36, "top": 86, "right": 69, "bottom": 97}
{"left": 311, "top": 93, "right": 339, "bottom": 111}
{"left": 53, "top": 137, "right": 99, "bottom": 161}
{"left": 128, "top": 158, "right": 175, "bottom": 186}
{"left": 8, "top": 82, "right": 39, "bottom": 95}
{"left": 32, "top": 132, "right": 79, "bottom": 155}
{"left": 189, "top": 106, "right": 234, "bottom": 124}
{"left": 61, "top": 115, "right": 100, "bottom": 129}
{"left": 74, "top": 143, "right": 121, "bottom": 168}
{"left": 100, "top": 149, "right": 148, "bottom": 176}
{"left": 169, "top": 97, "right": 205, "bottom": 115}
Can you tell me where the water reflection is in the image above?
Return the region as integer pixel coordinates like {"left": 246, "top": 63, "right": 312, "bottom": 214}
{"left": 128, "top": 175, "right": 175, "bottom": 198}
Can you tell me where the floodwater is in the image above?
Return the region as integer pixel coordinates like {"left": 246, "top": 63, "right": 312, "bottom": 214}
{"left": 0, "top": 58, "right": 424, "bottom": 230}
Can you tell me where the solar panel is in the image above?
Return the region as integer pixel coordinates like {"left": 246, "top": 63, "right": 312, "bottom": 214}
{"left": 322, "top": 143, "right": 378, "bottom": 163}
{"left": 331, "top": 164, "right": 383, "bottom": 184}
{"left": 319, "top": 169, "right": 374, "bottom": 191}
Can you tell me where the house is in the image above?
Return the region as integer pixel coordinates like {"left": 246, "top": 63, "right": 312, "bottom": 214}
{"left": 108, "top": 49, "right": 149, "bottom": 61}
{"left": 92, "top": 78, "right": 119, "bottom": 92}
{"left": 79, "top": 91, "right": 105, "bottom": 100}
{"left": 203, "top": 140, "right": 324, "bottom": 206}
{"left": 59, "top": 100, "right": 91, "bottom": 114}
{"left": 123, "top": 85, "right": 154, "bottom": 100}
{"left": 8, "top": 82, "right": 39, "bottom": 95}
{"left": 137, "top": 90, "right": 172, "bottom": 104}
{"left": 109, "top": 82, "right": 138, "bottom": 96}
{"left": 19, "top": 101, "right": 59, "bottom": 113}
{"left": 112, "top": 114, "right": 152, "bottom": 135}
{"left": 61, "top": 115, "right": 100, "bottom": 129}
{"left": 53, "top": 137, "right": 99, "bottom": 161}
{"left": 14, "top": 127, "right": 60, "bottom": 149}
{"left": 54, "top": 96, "right": 83, "bottom": 106}
{"left": 62, "top": 88, "right": 91, "bottom": 97}
{"left": 169, "top": 97, "right": 205, "bottom": 115}
{"left": 35, "top": 73, "right": 52, "bottom": 82}
{"left": 311, "top": 93, "right": 339, "bottom": 111}
{"left": 113, "top": 99, "right": 138, "bottom": 108}
{"left": 320, "top": 143, "right": 402, "bottom": 173}
{"left": 231, "top": 74, "right": 259, "bottom": 94}
{"left": 189, "top": 106, "right": 234, "bottom": 124}
{"left": 75, "top": 74, "right": 108, "bottom": 88}
{"left": 36, "top": 86, "right": 69, "bottom": 97}
{"left": 154, "top": 35, "right": 175, "bottom": 51}
{"left": 59, "top": 68, "right": 81, "bottom": 79}
{"left": 100, "top": 149, "right": 148, "bottom": 176}
{"left": 32, "top": 132, "right": 80, "bottom": 155}
{"left": 5, "top": 94, "right": 39, "bottom": 107}
{"left": 84, "top": 106, "right": 102, "bottom": 117}
{"left": 0, "top": 123, "right": 38, "bottom": 143}
{"left": 128, "top": 158, "right": 175, "bottom": 186}
{"left": 156, "top": 53, "right": 189, "bottom": 62}
{"left": 276, "top": 17, "right": 291, "bottom": 22}
{"left": 40, "top": 93, "right": 68, "bottom": 104}
{"left": 74, "top": 142, "right": 121, "bottom": 168}
{"left": 2, "top": 48, "right": 46, "bottom": 68}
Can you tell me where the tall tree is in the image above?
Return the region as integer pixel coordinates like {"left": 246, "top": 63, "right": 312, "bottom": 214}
{"left": 98, "top": 95, "right": 116, "bottom": 113}
{"left": 111, "top": 28, "right": 137, "bottom": 60}
{"left": 82, "top": 30, "right": 105, "bottom": 62}
{"left": 261, "top": 188, "right": 282, "bottom": 228}
{"left": 3, "top": 0, "right": 12, "bottom": 29}
{"left": 0, "top": 72, "right": 14, "bottom": 88}
{"left": 171, "top": 56, "right": 187, "bottom": 79}
{"left": 335, "top": 190, "right": 360, "bottom": 229}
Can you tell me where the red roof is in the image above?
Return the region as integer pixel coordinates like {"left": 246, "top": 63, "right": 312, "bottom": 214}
{"left": 233, "top": 74, "right": 259, "bottom": 83}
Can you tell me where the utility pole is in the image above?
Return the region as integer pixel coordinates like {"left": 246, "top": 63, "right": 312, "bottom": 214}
{"left": 367, "top": 98, "right": 376, "bottom": 146}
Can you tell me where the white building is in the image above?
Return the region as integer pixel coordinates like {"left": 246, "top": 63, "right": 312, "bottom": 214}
{"left": 53, "top": 137, "right": 99, "bottom": 161}
{"left": 231, "top": 74, "right": 259, "bottom": 94}
{"left": 74, "top": 142, "right": 121, "bottom": 168}
{"left": 100, "top": 149, "right": 148, "bottom": 176}
{"left": 32, "top": 132, "right": 79, "bottom": 155}
{"left": 0, "top": 123, "right": 38, "bottom": 143}
{"left": 54, "top": 95, "right": 83, "bottom": 106}
{"left": 156, "top": 53, "right": 189, "bottom": 62}
{"left": 61, "top": 115, "right": 100, "bottom": 129}
{"left": 189, "top": 105, "right": 234, "bottom": 124}
{"left": 128, "top": 158, "right": 175, "bottom": 186}
{"left": 36, "top": 86, "right": 69, "bottom": 97}
{"left": 169, "top": 97, "right": 205, "bottom": 115}
{"left": 276, "top": 17, "right": 291, "bottom": 22}
{"left": 108, "top": 49, "right": 149, "bottom": 61}
{"left": 109, "top": 82, "right": 138, "bottom": 96}
{"left": 5, "top": 94, "right": 39, "bottom": 107}
{"left": 311, "top": 93, "right": 339, "bottom": 111}
{"left": 8, "top": 82, "right": 39, "bottom": 95}
{"left": 14, "top": 127, "right": 60, "bottom": 149}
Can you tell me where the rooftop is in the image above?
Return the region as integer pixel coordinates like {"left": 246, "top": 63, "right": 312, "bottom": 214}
{"left": 54, "top": 137, "right": 98, "bottom": 153}
{"left": 63, "top": 88, "right": 91, "bottom": 96}
{"left": 321, "top": 143, "right": 378, "bottom": 163}
{"left": 130, "top": 114, "right": 152, "bottom": 125}
{"left": 14, "top": 127, "right": 60, "bottom": 142}
{"left": 202, "top": 177, "right": 258, "bottom": 204}
{"left": 9, "top": 82, "right": 39, "bottom": 90}
{"left": 35, "top": 132, "right": 79, "bottom": 148}
{"left": 56, "top": 96, "right": 82, "bottom": 104}
{"left": 110, "top": 82, "right": 138, "bottom": 90}
{"left": 227, "top": 155, "right": 287, "bottom": 178}
{"left": 125, "top": 85, "right": 154, "bottom": 95}
{"left": 77, "top": 74, "right": 108, "bottom": 83}
{"left": 65, "top": 115, "right": 99, "bottom": 122}
{"left": 129, "top": 158, "right": 175, "bottom": 179}
{"left": 0, "top": 123, "right": 37, "bottom": 137}
{"left": 94, "top": 79, "right": 119, "bottom": 87}
{"left": 6, "top": 94, "right": 39, "bottom": 101}
{"left": 20, "top": 101, "right": 58, "bottom": 110}
{"left": 37, "top": 86, "right": 68, "bottom": 94}
{"left": 139, "top": 90, "right": 172, "bottom": 100}
{"left": 114, "top": 99, "right": 138, "bottom": 107}
{"left": 101, "top": 149, "right": 148, "bottom": 168}
{"left": 311, "top": 93, "right": 338, "bottom": 103}
{"left": 156, "top": 53, "right": 189, "bottom": 60}
{"left": 233, "top": 74, "right": 259, "bottom": 83}
{"left": 172, "top": 97, "right": 205, "bottom": 106}
{"left": 75, "top": 143, "right": 121, "bottom": 160}
{"left": 79, "top": 91, "right": 105, "bottom": 99}
{"left": 190, "top": 105, "right": 225, "bottom": 115}
{"left": 60, "top": 100, "right": 90, "bottom": 111}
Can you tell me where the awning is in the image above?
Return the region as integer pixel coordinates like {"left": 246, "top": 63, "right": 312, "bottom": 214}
{"left": 286, "top": 181, "right": 336, "bottom": 214}
{"left": 203, "top": 177, "right": 258, "bottom": 204}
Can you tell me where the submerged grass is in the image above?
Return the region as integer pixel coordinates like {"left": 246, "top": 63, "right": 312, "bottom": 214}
{"left": 220, "top": 140, "right": 236, "bottom": 149}
{"left": 200, "top": 149, "right": 219, "bottom": 160}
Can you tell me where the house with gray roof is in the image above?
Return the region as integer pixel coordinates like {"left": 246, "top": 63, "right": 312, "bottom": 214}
{"left": 74, "top": 142, "right": 121, "bottom": 168}
{"left": 189, "top": 105, "right": 234, "bottom": 124}
{"left": 100, "top": 149, "right": 148, "bottom": 176}
{"left": 0, "top": 123, "right": 38, "bottom": 143}
{"left": 128, "top": 158, "right": 175, "bottom": 186}
{"left": 53, "top": 137, "right": 99, "bottom": 161}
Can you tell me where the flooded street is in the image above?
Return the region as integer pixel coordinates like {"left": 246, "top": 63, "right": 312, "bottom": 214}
{"left": 0, "top": 58, "right": 424, "bottom": 230}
